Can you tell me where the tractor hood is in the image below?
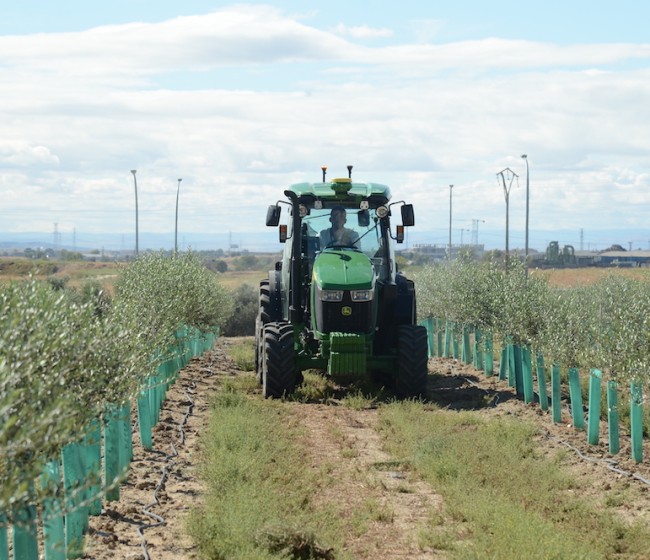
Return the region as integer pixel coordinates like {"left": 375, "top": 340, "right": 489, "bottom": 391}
{"left": 312, "top": 249, "right": 374, "bottom": 290}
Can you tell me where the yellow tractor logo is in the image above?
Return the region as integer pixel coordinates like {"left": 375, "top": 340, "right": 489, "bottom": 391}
{"left": 341, "top": 306, "right": 352, "bottom": 316}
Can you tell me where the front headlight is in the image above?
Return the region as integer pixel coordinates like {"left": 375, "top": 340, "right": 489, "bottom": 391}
{"left": 350, "top": 289, "right": 373, "bottom": 302}
{"left": 321, "top": 290, "right": 344, "bottom": 302}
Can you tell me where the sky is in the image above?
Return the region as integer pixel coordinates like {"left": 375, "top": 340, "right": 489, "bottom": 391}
{"left": 1, "top": 0, "right": 649, "bottom": 251}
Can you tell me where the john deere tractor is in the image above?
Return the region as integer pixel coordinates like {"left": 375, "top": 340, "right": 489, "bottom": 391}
{"left": 255, "top": 166, "right": 428, "bottom": 398}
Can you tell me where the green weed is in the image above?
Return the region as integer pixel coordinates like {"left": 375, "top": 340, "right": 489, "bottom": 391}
{"left": 188, "top": 391, "right": 340, "bottom": 559}
{"left": 378, "top": 401, "right": 650, "bottom": 559}
{"left": 228, "top": 338, "right": 256, "bottom": 371}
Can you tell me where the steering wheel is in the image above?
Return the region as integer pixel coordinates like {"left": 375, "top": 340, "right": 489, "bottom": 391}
{"left": 324, "top": 241, "right": 361, "bottom": 251}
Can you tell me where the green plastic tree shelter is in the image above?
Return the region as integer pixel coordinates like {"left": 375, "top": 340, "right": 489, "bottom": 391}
{"left": 630, "top": 382, "right": 643, "bottom": 463}
{"left": 507, "top": 342, "right": 517, "bottom": 389}
{"left": 461, "top": 324, "right": 471, "bottom": 364}
{"left": 473, "top": 327, "right": 483, "bottom": 370}
{"left": 522, "top": 347, "right": 534, "bottom": 404}
{"left": 137, "top": 381, "right": 154, "bottom": 451}
{"left": 587, "top": 369, "right": 602, "bottom": 445}
{"left": 104, "top": 404, "right": 125, "bottom": 502}
{"left": 483, "top": 331, "right": 494, "bottom": 376}
{"left": 568, "top": 367, "right": 585, "bottom": 430}
{"left": 84, "top": 421, "right": 102, "bottom": 516}
{"left": 422, "top": 317, "right": 434, "bottom": 357}
{"left": 12, "top": 498, "right": 38, "bottom": 560}
{"left": 41, "top": 459, "right": 65, "bottom": 560}
{"left": 62, "top": 442, "right": 88, "bottom": 558}
{"left": 0, "top": 511, "right": 8, "bottom": 560}
{"left": 536, "top": 353, "right": 549, "bottom": 411}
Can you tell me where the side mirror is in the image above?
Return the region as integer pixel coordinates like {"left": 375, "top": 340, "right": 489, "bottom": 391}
{"left": 266, "top": 205, "right": 281, "bottom": 226}
{"left": 357, "top": 209, "right": 370, "bottom": 227}
{"left": 401, "top": 204, "right": 414, "bottom": 227}
{"left": 396, "top": 225, "right": 405, "bottom": 244}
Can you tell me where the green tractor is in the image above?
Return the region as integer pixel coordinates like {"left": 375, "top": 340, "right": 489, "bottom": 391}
{"left": 255, "top": 166, "right": 428, "bottom": 398}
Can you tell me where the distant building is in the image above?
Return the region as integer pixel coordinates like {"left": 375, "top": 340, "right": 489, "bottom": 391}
{"left": 411, "top": 243, "right": 485, "bottom": 261}
{"left": 596, "top": 250, "right": 650, "bottom": 267}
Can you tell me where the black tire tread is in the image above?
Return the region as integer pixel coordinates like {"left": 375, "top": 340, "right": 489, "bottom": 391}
{"left": 255, "top": 280, "right": 271, "bottom": 382}
{"left": 263, "top": 322, "right": 297, "bottom": 398}
{"left": 395, "top": 325, "right": 428, "bottom": 398}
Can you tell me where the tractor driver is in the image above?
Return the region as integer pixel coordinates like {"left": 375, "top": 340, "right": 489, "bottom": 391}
{"left": 319, "top": 206, "right": 360, "bottom": 248}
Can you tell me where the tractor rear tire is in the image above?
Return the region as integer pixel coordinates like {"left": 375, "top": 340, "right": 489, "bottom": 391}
{"left": 262, "top": 322, "right": 297, "bottom": 398}
{"left": 259, "top": 280, "right": 273, "bottom": 323}
{"left": 395, "top": 325, "right": 428, "bottom": 398}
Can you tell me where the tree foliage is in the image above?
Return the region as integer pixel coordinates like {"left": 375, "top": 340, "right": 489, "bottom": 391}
{"left": 0, "top": 251, "right": 233, "bottom": 512}
{"left": 416, "top": 262, "right": 650, "bottom": 381}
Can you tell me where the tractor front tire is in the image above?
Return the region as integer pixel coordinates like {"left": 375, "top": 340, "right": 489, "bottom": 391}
{"left": 256, "top": 279, "right": 278, "bottom": 383}
{"left": 395, "top": 325, "right": 428, "bottom": 398}
{"left": 262, "top": 322, "right": 297, "bottom": 398}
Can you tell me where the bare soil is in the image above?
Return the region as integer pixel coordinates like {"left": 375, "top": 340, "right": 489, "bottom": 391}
{"left": 82, "top": 338, "right": 650, "bottom": 559}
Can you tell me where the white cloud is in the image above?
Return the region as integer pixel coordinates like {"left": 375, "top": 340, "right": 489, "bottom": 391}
{"left": 330, "top": 23, "right": 393, "bottom": 39}
{"left": 409, "top": 18, "right": 445, "bottom": 43}
{"left": 0, "top": 5, "right": 649, "bottom": 248}
{"left": 0, "top": 142, "right": 60, "bottom": 167}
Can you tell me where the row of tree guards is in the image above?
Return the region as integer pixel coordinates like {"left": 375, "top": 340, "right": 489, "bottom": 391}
{"left": 0, "top": 328, "right": 217, "bottom": 560}
{"left": 420, "top": 318, "right": 645, "bottom": 463}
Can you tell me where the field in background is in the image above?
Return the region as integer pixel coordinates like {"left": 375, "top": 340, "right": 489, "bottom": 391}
{"left": 531, "top": 266, "right": 650, "bottom": 287}
{"left": 216, "top": 269, "right": 266, "bottom": 290}
{"left": 2, "top": 255, "right": 648, "bottom": 292}
{"left": 0, "top": 257, "right": 122, "bottom": 291}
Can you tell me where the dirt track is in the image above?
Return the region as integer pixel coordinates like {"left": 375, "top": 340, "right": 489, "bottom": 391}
{"left": 82, "top": 338, "right": 650, "bottom": 559}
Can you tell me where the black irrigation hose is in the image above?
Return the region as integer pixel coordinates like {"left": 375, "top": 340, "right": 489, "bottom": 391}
{"left": 137, "top": 380, "right": 196, "bottom": 560}
{"left": 542, "top": 429, "right": 650, "bottom": 487}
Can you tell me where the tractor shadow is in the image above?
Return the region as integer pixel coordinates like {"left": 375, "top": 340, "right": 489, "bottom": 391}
{"left": 289, "top": 368, "right": 515, "bottom": 410}
{"left": 287, "top": 365, "right": 516, "bottom": 410}
{"left": 424, "top": 371, "right": 516, "bottom": 411}
{"left": 290, "top": 370, "right": 418, "bottom": 406}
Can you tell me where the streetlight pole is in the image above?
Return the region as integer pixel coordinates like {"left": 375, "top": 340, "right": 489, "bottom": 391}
{"left": 175, "top": 177, "right": 182, "bottom": 254}
{"left": 521, "top": 154, "right": 529, "bottom": 276}
{"left": 131, "top": 169, "right": 139, "bottom": 257}
{"left": 448, "top": 184, "right": 454, "bottom": 260}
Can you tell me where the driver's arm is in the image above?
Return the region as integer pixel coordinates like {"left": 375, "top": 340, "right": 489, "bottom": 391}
{"left": 319, "top": 229, "right": 330, "bottom": 247}
{"left": 350, "top": 229, "right": 360, "bottom": 248}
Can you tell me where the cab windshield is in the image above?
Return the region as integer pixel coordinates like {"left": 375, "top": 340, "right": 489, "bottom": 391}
{"left": 301, "top": 208, "right": 389, "bottom": 277}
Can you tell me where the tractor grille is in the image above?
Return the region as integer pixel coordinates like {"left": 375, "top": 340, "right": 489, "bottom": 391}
{"left": 315, "top": 299, "right": 373, "bottom": 334}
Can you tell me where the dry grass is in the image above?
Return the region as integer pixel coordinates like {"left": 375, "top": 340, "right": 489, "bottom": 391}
{"left": 216, "top": 269, "right": 267, "bottom": 290}
{"left": 0, "top": 258, "right": 121, "bottom": 291}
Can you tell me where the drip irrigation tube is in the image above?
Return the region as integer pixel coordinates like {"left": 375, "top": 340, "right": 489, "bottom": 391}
{"left": 542, "top": 430, "right": 650, "bottom": 487}
{"left": 137, "top": 381, "right": 196, "bottom": 560}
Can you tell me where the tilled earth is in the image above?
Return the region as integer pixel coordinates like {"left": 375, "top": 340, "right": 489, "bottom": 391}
{"left": 82, "top": 338, "right": 650, "bottom": 559}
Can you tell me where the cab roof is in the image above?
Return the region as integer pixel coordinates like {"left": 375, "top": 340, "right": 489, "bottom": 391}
{"left": 286, "top": 179, "right": 392, "bottom": 203}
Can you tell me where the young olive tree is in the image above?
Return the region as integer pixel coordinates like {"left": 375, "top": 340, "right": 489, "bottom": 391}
{"left": 0, "top": 280, "right": 134, "bottom": 511}
{"left": 114, "top": 251, "right": 233, "bottom": 365}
